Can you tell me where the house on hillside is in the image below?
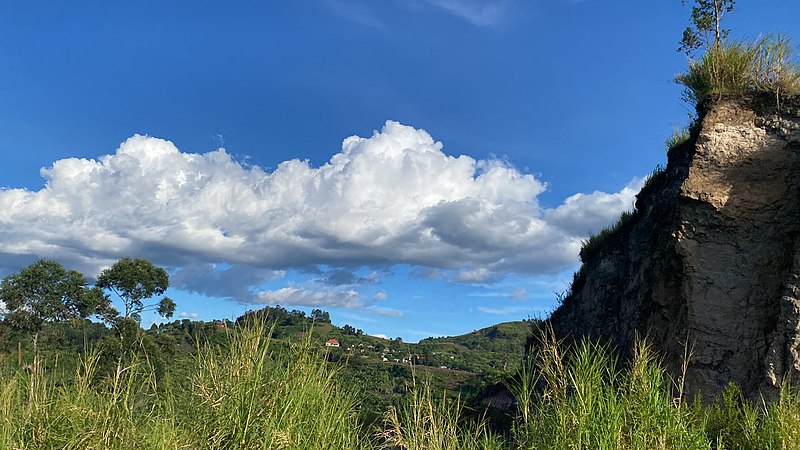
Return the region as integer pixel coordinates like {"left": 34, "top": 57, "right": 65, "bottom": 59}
{"left": 325, "top": 338, "right": 340, "bottom": 347}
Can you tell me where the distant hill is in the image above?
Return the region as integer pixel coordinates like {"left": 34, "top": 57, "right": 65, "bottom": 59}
{"left": 417, "top": 321, "right": 533, "bottom": 373}
{"left": 224, "top": 306, "right": 533, "bottom": 375}
{"left": 203, "top": 307, "right": 535, "bottom": 422}
{"left": 1, "top": 305, "right": 533, "bottom": 425}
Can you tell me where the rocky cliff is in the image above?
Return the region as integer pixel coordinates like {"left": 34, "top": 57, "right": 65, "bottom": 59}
{"left": 549, "top": 94, "right": 800, "bottom": 400}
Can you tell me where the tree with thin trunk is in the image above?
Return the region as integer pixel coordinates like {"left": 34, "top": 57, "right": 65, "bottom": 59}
{"left": 679, "top": 0, "right": 735, "bottom": 55}
{"left": 96, "top": 257, "right": 176, "bottom": 324}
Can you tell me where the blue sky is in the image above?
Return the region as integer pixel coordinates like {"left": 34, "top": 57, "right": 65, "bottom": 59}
{"left": 0, "top": 1, "right": 797, "bottom": 341}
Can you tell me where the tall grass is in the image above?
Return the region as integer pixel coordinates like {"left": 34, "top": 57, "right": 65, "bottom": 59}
{"left": 512, "top": 334, "right": 708, "bottom": 450}
{"left": 4, "top": 322, "right": 800, "bottom": 449}
{"left": 510, "top": 329, "right": 800, "bottom": 450}
{"left": 0, "top": 343, "right": 183, "bottom": 450}
{"left": 0, "top": 322, "right": 369, "bottom": 449}
{"left": 379, "top": 377, "right": 503, "bottom": 450}
{"left": 190, "top": 321, "right": 370, "bottom": 450}
{"left": 676, "top": 36, "right": 800, "bottom": 106}
{"left": 666, "top": 127, "right": 691, "bottom": 153}
{"left": 580, "top": 210, "right": 635, "bottom": 263}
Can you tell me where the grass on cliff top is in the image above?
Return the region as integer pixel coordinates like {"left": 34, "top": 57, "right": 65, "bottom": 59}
{"left": 676, "top": 36, "right": 800, "bottom": 107}
{"left": 4, "top": 321, "right": 800, "bottom": 449}
{"left": 579, "top": 209, "right": 635, "bottom": 263}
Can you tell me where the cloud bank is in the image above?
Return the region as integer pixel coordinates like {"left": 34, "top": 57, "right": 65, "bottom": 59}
{"left": 0, "top": 121, "right": 639, "bottom": 307}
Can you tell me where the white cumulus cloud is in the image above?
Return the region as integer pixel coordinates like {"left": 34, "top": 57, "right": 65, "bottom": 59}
{"left": 0, "top": 120, "right": 639, "bottom": 309}
{"left": 543, "top": 179, "right": 642, "bottom": 236}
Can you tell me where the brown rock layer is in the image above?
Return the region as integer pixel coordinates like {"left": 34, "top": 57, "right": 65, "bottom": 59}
{"left": 549, "top": 94, "right": 800, "bottom": 400}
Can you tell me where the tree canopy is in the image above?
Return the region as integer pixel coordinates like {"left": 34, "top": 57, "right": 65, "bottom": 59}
{"left": 311, "top": 309, "right": 331, "bottom": 323}
{"left": 679, "top": 0, "right": 735, "bottom": 55}
{"left": 96, "top": 257, "right": 175, "bottom": 323}
{"left": 0, "top": 260, "right": 107, "bottom": 333}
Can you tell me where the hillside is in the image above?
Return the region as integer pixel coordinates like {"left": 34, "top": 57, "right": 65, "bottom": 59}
{"left": 99, "top": 307, "right": 531, "bottom": 423}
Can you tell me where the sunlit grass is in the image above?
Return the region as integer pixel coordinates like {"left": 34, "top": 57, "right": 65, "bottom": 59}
{"left": 3, "top": 322, "right": 800, "bottom": 449}
{"left": 676, "top": 36, "right": 800, "bottom": 106}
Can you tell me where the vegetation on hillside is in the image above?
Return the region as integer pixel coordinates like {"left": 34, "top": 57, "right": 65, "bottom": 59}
{"left": 676, "top": 37, "right": 800, "bottom": 107}
{"left": 3, "top": 321, "right": 800, "bottom": 449}
{"left": 675, "top": 0, "right": 800, "bottom": 107}
{"left": 3, "top": 2, "right": 800, "bottom": 448}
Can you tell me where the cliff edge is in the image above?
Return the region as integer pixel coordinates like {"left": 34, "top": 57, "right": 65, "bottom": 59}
{"left": 549, "top": 94, "right": 800, "bottom": 400}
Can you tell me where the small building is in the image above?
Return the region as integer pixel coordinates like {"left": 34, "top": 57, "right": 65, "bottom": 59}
{"left": 325, "top": 338, "right": 340, "bottom": 347}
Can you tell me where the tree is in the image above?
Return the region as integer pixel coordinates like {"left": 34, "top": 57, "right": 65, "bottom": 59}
{"left": 96, "top": 257, "right": 175, "bottom": 323}
{"left": 679, "top": 0, "right": 735, "bottom": 55}
{"left": 0, "top": 260, "right": 107, "bottom": 334}
{"left": 311, "top": 309, "right": 331, "bottom": 323}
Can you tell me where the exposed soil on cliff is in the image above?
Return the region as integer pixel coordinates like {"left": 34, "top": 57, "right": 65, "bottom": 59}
{"left": 548, "top": 94, "right": 800, "bottom": 401}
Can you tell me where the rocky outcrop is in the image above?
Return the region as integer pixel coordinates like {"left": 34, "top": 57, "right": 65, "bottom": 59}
{"left": 549, "top": 94, "right": 800, "bottom": 400}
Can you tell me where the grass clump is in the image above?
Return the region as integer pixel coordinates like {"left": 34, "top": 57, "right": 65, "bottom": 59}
{"left": 580, "top": 210, "right": 635, "bottom": 263}
{"left": 379, "top": 377, "right": 502, "bottom": 450}
{"left": 510, "top": 329, "right": 800, "bottom": 450}
{"left": 666, "top": 128, "right": 691, "bottom": 153}
{"left": 190, "top": 321, "right": 370, "bottom": 450}
{"left": 698, "top": 383, "right": 800, "bottom": 450}
{"left": 511, "top": 333, "right": 708, "bottom": 450}
{"left": 676, "top": 36, "right": 800, "bottom": 106}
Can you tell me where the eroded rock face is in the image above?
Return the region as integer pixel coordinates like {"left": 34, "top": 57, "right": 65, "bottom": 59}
{"left": 549, "top": 95, "right": 800, "bottom": 400}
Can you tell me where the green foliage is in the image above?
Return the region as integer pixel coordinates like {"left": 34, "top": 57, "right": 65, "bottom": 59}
{"left": 311, "top": 308, "right": 332, "bottom": 323}
{"left": 4, "top": 320, "right": 800, "bottom": 448}
{"left": 509, "top": 331, "right": 800, "bottom": 449}
{"left": 675, "top": 37, "right": 800, "bottom": 107}
{"left": 191, "top": 320, "right": 370, "bottom": 449}
{"left": 580, "top": 210, "right": 635, "bottom": 263}
{"left": 679, "top": 0, "right": 735, "bottom": 55}
{"left": 0, "top": 321, "right": 371, "bottom": 449}
{"left": 343, "top": 324, "right": 365, "bottom": 335}
{"left": 666, "top": 127, "right": 691, "bottom": 153}
{"left": 379, "top": 377, "right": 503, "bottom": 450}
{"left": 96, "top": 257, "right": 175, "bottom": 323}
{"left": 0, "top": 260, "right": 108, "bottom": 334}
{"left": 0, "top": 341, "right": 182, "bottom": 449}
